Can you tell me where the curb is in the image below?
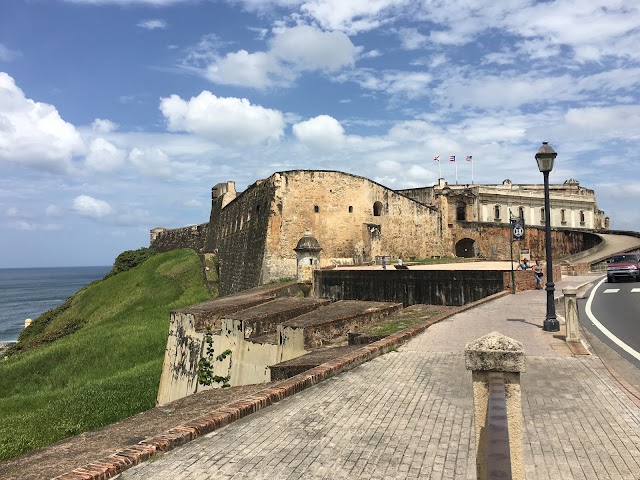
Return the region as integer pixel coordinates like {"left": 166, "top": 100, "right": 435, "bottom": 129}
{"left": 53, "top": 290, "right": 510, "bottom": 480}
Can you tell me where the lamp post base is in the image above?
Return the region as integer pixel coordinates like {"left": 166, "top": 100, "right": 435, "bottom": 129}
{"left": 543, "top": 317, "right": 560, "bottom": 332}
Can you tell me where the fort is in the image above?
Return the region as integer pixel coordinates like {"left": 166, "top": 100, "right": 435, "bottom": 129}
{"left": 149, "top": 169, "right": 612, "bottom": 405}
{"left": 150, "top": 170, "right": 608, "bottom": 295}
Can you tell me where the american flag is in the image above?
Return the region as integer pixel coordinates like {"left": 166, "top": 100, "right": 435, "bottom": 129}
{"left": 433, "top": 155, "right": 440, "bottom": 161}
{"left": 466, "top": 155, "right": 473, "bottom": 161}
{"left": 449, "top": 155, "right": 456, "bottom": 162}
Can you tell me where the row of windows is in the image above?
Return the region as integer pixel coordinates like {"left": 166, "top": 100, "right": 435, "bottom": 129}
{"left": 491, "top": 205, "right": 586, "bottom": 224}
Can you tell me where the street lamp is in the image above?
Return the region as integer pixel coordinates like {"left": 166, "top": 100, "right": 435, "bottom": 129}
{"left": 535, "top": 141, "right": 559, "bottom": 332}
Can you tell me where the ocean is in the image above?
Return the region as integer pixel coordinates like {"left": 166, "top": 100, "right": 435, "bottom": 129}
{"left": 0, "top": 266, "right": 111, "bottom": 343}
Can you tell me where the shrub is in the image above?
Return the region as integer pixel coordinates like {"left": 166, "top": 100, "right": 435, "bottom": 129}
{"left": 105, "top": 247, "right": 158, "bottom": 279}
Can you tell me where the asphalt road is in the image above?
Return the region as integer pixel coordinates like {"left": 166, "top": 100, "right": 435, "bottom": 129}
{"left": 578, "top": 276, "right": 640, "bottom": 369}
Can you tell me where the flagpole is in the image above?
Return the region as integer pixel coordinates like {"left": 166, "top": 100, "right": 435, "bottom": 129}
{"left": 471, "top": 158, "right": 474, "bottom": 184}
{"left": 439, "top": 158, "right": 442, "bottom": 179}
{"left": 455, "top": 160, "right": 458, "bottom": 185}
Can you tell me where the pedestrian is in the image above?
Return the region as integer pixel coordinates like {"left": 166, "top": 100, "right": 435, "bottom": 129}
{"left": 518, "top": 258, "right": 530, "bottom": 270}
{"left": 381, "top": 257, "right": 386, "bottom": 270}
{"left": 397, "top": 257, "right": 403, "bottom": 266}
{"left": 533, "top": 260, "right": 544, "bottom": 289}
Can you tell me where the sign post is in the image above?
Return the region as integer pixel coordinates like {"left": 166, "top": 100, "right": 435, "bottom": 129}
{"left": 509, "top": 214, "right": 526, "bottom": 293}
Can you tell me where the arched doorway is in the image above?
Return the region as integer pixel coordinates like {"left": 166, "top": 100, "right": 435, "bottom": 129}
{"left": 455, "top": 238, "right": 476, "bottom": 258}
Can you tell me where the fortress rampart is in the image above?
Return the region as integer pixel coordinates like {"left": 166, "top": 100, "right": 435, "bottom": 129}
{"left": 150, "top": 170, "right": 608, "bottom": 296}
{"left": 150, "top": 223, "right": 209, "bottom": 253}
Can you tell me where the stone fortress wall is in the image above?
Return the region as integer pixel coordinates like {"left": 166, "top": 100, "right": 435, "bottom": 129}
{"left": 150, "top": 224, "right": 209, "bottom": 253}
{"left": 259, "top": 171, "right": 451, "bottom": 281}
{"left": 150, "top": 170, "right": 608, "bottom": 295}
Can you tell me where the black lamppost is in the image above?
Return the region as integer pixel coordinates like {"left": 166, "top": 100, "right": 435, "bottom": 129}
{"left": 535, "top": 141, "right": 560, "bottom": 332}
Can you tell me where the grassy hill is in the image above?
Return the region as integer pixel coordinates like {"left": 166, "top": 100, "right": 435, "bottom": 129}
{"left": 0, "top": 249, "right": 212, "bottom": 461}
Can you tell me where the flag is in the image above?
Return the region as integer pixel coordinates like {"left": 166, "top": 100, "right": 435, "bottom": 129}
{"left": 449, "top": 155, "right": 456, "bottom": 162}
{"left": 433, "top": 155, "right": 440, "bottom": 161}
{"left": 466, "top": 155, "right": 473, "bottom": 161}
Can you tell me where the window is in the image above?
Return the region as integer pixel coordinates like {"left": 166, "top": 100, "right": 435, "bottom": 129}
{"left": 560, "top": 209, "right": 566, "bottom": 224}
{"left": 518, "top": 206, "right": 524, "bottom": 220}
{"left": 456, "top": 202, "right": 466, "bottom": 221}
{"left": 494, "top": 205, "right": 501, "bottom": 220}
{"left": 314, "top": 205, "right": 319, "bottom": 213}
{"left": 373, "top": 201, "right": 383, "bottom": 216}
{"left": 540, "top": 207, "right": 545, "bottom": 223}
{"left": 348, "top": 206, "right": 353, "bottom": 213}
{"left": 580, "top": 210, "right": 585, "bottom": 224}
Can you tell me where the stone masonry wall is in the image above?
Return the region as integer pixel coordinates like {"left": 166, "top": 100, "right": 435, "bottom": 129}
{"left": 150, "top": 223, "right": 209, "bottom": 253}
{"left": 261, "top": 171, "right": 452, "bottom": 283}
{"left": 207, "top": 179, "right": 277, "bottom": 296}
{"left": 452, "top": 223, "right": 601, "bottom": 261}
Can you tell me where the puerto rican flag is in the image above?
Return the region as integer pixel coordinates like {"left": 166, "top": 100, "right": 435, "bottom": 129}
{"left": 433, "top": 155, "right": 440, "bottom": 161}
{"left": 466, "top": 155, "right": 473, "bottom": 161}
{"left": 449, "top": 155, "right": 456, "bottom": 162}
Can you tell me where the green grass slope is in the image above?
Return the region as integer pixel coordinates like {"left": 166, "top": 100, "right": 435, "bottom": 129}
{"left": 0, "top": 249, "right": 211, "bottom": 461}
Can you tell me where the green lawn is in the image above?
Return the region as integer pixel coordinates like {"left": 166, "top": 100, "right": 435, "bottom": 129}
{"left": 0, "top": 249, "right": 211, "bottom": 461}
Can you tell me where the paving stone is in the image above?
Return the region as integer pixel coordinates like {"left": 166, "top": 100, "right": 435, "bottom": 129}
{"left": 122, "top": 288, "right": 640, "bottom": 480}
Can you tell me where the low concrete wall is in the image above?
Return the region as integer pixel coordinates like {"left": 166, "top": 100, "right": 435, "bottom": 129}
{"left": 314, "top": 270, "right": 504, "bottom": 306}
{"left": 156, "top": 311, "right": 310, "bottom": 405}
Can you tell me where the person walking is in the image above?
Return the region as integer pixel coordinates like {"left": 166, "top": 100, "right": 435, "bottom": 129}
{"left": 518, "top": 258, "right": 530, "bottom": 270}
{"left": 533, "top": 260, "right": 544, "bottom": 289}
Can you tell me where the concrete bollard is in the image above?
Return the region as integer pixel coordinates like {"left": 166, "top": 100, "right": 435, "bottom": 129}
{"left": 465, "top": 332, "right": 525, "bottom": 480}
{"left": 563, "top": 286, "right": 580, "bottom": 342}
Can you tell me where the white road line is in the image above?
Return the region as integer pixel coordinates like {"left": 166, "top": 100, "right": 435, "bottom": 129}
{"left": 632, "top": 288, "right": 640, "bottom": 293}
{"left": 585, "top": 278, "right": 640, "bottom": 362}
{"left": 603, "top": 289, "right": 620, "bottom": 293}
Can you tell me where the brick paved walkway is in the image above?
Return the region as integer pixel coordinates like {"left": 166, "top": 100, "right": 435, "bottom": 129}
{"left": 121, "top": 278, "right": 640, "bottom": 480}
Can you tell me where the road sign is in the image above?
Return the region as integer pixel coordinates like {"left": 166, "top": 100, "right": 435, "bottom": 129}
{"left": 511, "top": 218, "right": 525, "bottom": 241}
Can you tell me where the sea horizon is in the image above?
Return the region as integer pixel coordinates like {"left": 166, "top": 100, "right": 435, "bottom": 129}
{"left": 0, "top": 266, "right": 111, "bottom": 343}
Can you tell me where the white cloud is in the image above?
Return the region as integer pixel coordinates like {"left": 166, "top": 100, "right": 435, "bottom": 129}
{"left": 0, "top": 43, "right": 22, "bottom": 62}
{"left": 191, "top": 25, "right": 360, "bottom": 89}
{"left": 160, "top": 91, "right": 285, "bottom": 145}
{"left": 91, "top": 118, "right": 118, "bottom": 133}
{"left": 300, "top": 0, "right": 408, "bottom": 34}
{"left": 73, "top": 195, "right": 113, "bottom": 218}
{"left": 205, "top": 50, "right": 288, "bottom": 89}
{"left": 128, "top": 147, "right": 172, "bottom": 177}
{"left": 270, "top": 25, "right": 359, "bottom": 70}
{"left": 7, "top": 220, "right": 36, "bottom": 231}
{"left": 292, "top": 115, "right": 345, "bottom": 150}
{"left": 137, "top": 19, "right": 168, "bottom": 30}
{"left": 0, "top": 72, "right": 84, "bottom": 173}
{"left": 45, "top": 204, "right": 63, "bottom": 217}
{"left": 86, "top": 138, "right": 126, "bottom": 172}
{"left": 5, "top": 206, "right": 21, "bottom": 218}
{"left": 397, "top": 27, "right": 428, "bottom": 50}
{"left": 564, "top": 105, "right": 640, "bottom": 140}
{"left": 339, "top": 69, "right": 432, "bottom": 99}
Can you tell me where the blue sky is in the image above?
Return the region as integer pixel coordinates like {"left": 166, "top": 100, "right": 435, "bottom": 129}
{"left": 1, "top": 0, "right": 639, "bottom": 267}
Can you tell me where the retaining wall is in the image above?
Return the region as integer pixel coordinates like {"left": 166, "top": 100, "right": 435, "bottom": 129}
{"left": 314, "top": 269, "right": 505, "bottom": 306}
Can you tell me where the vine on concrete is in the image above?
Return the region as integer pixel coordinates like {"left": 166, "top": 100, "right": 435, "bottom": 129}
{"left": 197, "top": 330, "right": 232, "bottom": 387}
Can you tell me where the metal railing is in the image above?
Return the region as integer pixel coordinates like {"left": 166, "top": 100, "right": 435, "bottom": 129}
{"left": 486, "top": 372, "right": 512, "bottom": 479}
